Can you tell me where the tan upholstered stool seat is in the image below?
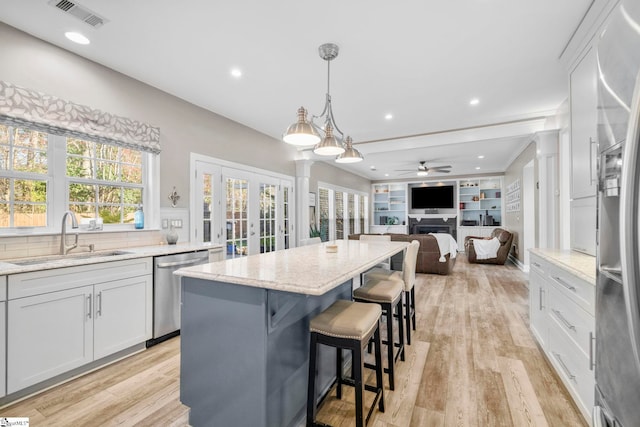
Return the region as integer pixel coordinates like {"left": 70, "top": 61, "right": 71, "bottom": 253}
{"left": 354, "top": 278, "right": 403, "bottom": 304}
{"left": 310, "top": 299, "right": 382, "bottom": 341}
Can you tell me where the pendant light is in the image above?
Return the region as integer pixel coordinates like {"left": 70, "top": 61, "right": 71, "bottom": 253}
{"left": 335, "top": 136, "right": 364, "bottom": 163}
{"left": 283, "top": 43, "right": 364, "bottom": 163}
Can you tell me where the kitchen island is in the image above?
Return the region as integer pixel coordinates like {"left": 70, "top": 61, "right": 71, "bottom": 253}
{"left": 175, "top": 239, "right": 408, "bottom": 427}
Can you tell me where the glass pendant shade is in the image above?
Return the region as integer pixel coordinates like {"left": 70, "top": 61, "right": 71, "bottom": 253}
{"left": 335, "top": 136, "right": 363, "bottom": 163}
{"left": 283, "top": 107, "right": 321, "bottom": 146}
{"left": 314, "top": 122, "right": 345, "bottom": 156}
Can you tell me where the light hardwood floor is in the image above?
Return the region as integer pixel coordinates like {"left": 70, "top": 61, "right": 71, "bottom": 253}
{"left": 1, "top": 255, "right": 588, "bottom": 426}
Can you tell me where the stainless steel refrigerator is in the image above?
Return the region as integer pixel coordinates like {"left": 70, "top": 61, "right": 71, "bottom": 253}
{"left": 595, "top": 0, "right": 640, "bottom": 425}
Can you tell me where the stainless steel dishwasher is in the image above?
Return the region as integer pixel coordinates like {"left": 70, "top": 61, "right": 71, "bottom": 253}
{"left": 147, "top": 250, "right": 211, "bottom": 346}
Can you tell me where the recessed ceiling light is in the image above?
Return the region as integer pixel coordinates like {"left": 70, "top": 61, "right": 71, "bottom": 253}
{"left": 230, "top": 68, "right": 243, "bottom": 78}
{"left": 65, "top": 31, "right": 90, "bottom": 45}
{"left": 478, "top": 155, "right": 485, "bottom": 159}
{"left": 384, "top": 113, "right": 393, "bottom": 120}
{"left": 469, "top": 98, "right": 480, "bottom": 106}
{"left": 370, "top": 165, "right": 376, "bottom": 170}
{"left": 475, "top": 166, "right": 481, "bottom": 170}
{"left": 384, "top": 173, "right": 389, "bottom": 177}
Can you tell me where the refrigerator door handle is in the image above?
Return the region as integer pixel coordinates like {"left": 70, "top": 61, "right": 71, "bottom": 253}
{"left": 620, "top": 69, "right": 640, "bottom": 374}
{"left": 590, "top": 137, "right": 598, "bottom": 185}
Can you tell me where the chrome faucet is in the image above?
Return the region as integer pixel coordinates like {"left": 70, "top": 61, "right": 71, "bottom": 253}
{"left": 60, "top": 211, "right": 79, "bottom": 255}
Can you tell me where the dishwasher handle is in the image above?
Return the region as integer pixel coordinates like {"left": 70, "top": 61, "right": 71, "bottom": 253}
{"left": 156, "top": 255, "right": 210, "bottom": 269}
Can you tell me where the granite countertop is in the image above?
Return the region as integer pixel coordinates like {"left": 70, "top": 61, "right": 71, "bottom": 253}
{"left": 529, "top": 248, "right": 596, "bottom": 285}
{"left": 175, "top": 240, "right": 409, "bottom": 296}
{"left": 0, "top": 242, "right": 224, "bottom": 275}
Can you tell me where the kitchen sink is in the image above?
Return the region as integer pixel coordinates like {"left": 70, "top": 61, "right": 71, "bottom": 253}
{"left": 9, "top": 251, "right": 133, "bottom": 266}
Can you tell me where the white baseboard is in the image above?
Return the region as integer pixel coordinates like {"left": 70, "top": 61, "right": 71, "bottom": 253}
{"left": 509, "top": 254, "right": 527, "bottom": 272}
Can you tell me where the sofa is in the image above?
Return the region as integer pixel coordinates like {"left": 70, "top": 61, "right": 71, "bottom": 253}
{"left": 348, "top": 233, "right": 456, "bottom": 275}
{"left": 464, "top": 228, "right": 513, "bottom": 265}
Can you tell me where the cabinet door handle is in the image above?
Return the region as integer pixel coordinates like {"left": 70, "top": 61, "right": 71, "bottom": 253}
{"left": 590, "top": 332, "right": 596, "bottom": 371}
{"left": 532, "top": 261, "right": 541, "bottom": 268}
{"left": 553, "top": 352, "right": 576, "bottom": 381}
{"left": 97, "top": 291, "right": 102, "bottom": 317}
{"left": 539, "top": 288, "right": 545, "bottom": 310}
{"left": 589, "top": 137, "right": 598, "bottom": 185}
{"left": 87, "top": 294, "right": 92, "bottom": 319}
{"left": 553, "top": 276, "right": 576, "bottom": 292}
{"left": 552, "top": 309, "right": 576, "bottom": 331}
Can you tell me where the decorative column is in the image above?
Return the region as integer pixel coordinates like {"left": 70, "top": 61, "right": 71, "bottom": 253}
{"left": 295, "top": 159, "right": 314, "bottom": 246}
{"left": 535, "top": 129, "right": 560, "bottom": 249}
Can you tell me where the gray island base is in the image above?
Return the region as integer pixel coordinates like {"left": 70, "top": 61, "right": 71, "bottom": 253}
{"left": 176, "top": 240, "right": 408, "bottom": 427}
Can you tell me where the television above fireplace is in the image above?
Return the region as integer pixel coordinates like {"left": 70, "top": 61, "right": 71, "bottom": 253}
{"left": 410, "top": 185, "right": 455, "bottom": 209}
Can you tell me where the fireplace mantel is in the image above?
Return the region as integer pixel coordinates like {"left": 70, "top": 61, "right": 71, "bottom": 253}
{"left": 408, "top": 214, "right": 457, "bottom": 222}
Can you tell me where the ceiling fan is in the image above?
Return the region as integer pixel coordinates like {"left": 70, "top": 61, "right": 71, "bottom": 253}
{"left": 395, "top": 161, "right": 452, "bottom": 176}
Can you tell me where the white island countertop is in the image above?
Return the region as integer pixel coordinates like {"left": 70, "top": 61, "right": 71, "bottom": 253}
{"left": 175, "top": 239, "right": 408, "bottom": 296}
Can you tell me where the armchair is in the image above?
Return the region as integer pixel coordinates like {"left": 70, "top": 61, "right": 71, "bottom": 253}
{"left": 464, "top": 228, "right": 513, "bottom": 265}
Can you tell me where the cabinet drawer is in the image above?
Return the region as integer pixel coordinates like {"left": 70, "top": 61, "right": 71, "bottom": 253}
{"left": 529, "top": 255, "right": 547, "bottom": 276}
{"left": 545, "top": 261, "right": 595, "bottom": 316}
{"left": 547, "top": 284, "right": 594, "bottom": 357}
{"left": 9, "top": 257, "right": 152, "bottom": 300}
{"left": 547, "top": 321, "right": 595, "bottom": 417}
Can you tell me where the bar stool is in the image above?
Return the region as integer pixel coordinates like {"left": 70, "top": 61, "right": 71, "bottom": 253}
{"left": 358, "top": 234, "right": 392, "bottom": 285}
{"left": 307, "top": 300, "right": 385, "bottom": 427}
{"left": 353, "top": 277, "right": 405, "bottom": 390}
{"left": 365, "top": 240, "right": 419, "bottom": 344}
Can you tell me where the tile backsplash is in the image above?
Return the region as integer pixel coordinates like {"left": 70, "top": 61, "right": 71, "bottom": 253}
{"left": 0, "top": 230, "right": 164, "bottom": 261}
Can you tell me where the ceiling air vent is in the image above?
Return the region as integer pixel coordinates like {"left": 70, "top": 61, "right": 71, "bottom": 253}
{"left": 48, "top": 0, "right": 108, "bottom": 28}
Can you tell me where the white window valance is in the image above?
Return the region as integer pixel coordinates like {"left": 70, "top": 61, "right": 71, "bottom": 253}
{"left": 0, "top": 81, "right": 161, "bottom": 154}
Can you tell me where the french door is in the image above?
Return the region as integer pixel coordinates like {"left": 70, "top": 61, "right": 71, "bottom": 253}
{"left": 192, "top": 159, "right": 294, "bottom": 257}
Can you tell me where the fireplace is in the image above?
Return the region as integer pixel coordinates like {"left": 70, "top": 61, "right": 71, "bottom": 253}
{"left": 414, "top": 225, "right": 453, "bottom": 235}
{"left": 408, "top": 217, "right": 457, "bottom": 240}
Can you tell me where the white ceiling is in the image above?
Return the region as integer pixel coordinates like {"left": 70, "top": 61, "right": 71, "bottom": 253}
{"left": 0, "top": 0, "right": 592, "bottom": 180}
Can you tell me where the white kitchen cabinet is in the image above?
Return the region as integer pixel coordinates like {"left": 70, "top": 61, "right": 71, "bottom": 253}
{"left": 7, "top": 258, "right": 152, "bottom": 394}
{"left": 8, "top": 285, "right": 93, "bottom": 393}
{"left": 528, "top": 252, "right": 595, "bottom": 422}
{"left": 570, "top": 197, "right": 597, "bottom": 256}
{"left": 570, "top": 47, "right": 598, "bottom": 199}
{"left": 93, "top": 275, "right": 152, "bottom": 360}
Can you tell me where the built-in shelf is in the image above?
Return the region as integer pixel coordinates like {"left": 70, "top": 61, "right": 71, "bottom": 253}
{"left": 372, "top": 183, "right": 407, "bottom": 226}
{"left": 370, "top": 178, "right": 504, "bottom": 235}
{"left": 458, "top": 178, "right": 502, "bottom": 227}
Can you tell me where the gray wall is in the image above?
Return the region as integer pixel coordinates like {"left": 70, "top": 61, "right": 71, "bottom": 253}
{"left": 0, "top": 22, "right": 306, "bottom": 209}
{"left": 310, "top": 162, "right": 371, "bottom": 195}
{"left": 503, "top": 142, "right": 537, "bottom": 262}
